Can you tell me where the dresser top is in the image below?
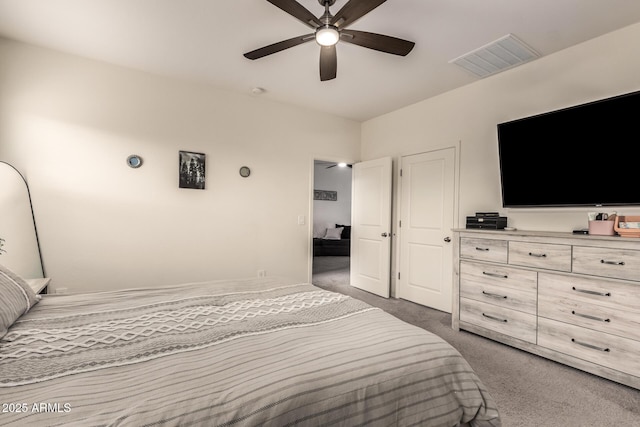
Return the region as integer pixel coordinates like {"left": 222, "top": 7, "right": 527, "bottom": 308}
{"left": 453, "top": 228, "right": 640, "bottom": 248}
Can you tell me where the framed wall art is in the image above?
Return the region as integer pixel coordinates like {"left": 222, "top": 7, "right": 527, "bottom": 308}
{"left": 314, "top": 190, "right": 337, "bottom": 201}
{"left": 179, "top": 151, "right": 206, "bottom": 189}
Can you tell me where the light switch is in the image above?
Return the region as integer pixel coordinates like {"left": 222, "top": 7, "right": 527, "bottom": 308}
{"left": 297, "top": 215, "right": 305, "bottom": 225}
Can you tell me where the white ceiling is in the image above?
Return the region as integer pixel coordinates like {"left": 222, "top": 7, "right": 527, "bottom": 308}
{"left": 1, "top": 0, "right": 640, "bottom": 122}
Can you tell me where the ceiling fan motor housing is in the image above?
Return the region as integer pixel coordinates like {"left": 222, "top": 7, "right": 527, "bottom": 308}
{"left": 318, "top": 0, "right": 337, "bottom": 7}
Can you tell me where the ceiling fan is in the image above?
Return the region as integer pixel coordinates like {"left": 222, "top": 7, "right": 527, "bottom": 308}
{"left": 325, "top": 162, "right": 352, "bottom": 168}
{"left": 244, "top": 0, "right": 415, "bottom": 81}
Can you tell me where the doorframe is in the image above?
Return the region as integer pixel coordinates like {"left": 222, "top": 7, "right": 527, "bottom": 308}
{"left": 392, "top": 141, "right": 461, "bottom": 298}
{"left": 307, "top": 156, "right": 357, "bottom": 283}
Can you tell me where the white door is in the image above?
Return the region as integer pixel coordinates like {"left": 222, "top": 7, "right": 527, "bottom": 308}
{"left": 350, "top": 157, "right": 392, "bottom": 298}
{"left": 397, "top": 148, "right": 456, "bottom": 312}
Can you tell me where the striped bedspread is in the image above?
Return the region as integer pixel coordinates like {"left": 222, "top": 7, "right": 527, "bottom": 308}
{"left": 0, "top": 277, "right": 500, "bottom": 426}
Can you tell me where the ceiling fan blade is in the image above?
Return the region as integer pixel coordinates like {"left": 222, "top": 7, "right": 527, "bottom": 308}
{"left": 331, "top": 0, "right": 388, "bottom": 28}
{"left": 244, "top": 34, "right": 314, "bottom": 60}
{"left": 266, "top": 0, "right": 322, "bottom": 28}
{"left": 341, "top": 30, "right": 415, "bottom": 56}
{"left": 326, "top": 164, "right": 337, "bottom": 168}
{"left": 319, "top": 45, "right": 337, "bottom": 81}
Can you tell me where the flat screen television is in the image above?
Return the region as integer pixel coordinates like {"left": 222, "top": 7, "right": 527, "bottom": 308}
{"left": 497, "top": 90, "right": 640, "bottom": 208}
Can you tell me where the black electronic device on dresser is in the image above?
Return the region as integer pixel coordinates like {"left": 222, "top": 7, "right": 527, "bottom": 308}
{"left": 466, "top": 212, "right": 507, "bottom": 230}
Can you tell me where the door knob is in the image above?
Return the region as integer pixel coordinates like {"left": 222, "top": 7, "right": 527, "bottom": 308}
{"left": 444, "top": 236, "right": 451, "bottom": 243}
{"left": 381, "top": 232, "right": 389, "bottom": 237}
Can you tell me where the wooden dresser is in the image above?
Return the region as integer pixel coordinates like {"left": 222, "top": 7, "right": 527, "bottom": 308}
{"left": 452, "top": 229, "right": 640, "bottom": 389}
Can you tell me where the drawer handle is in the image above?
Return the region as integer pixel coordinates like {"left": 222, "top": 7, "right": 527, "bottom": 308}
{"left": 528, "top": 252, "right": 547, "bottom": 258}
{"left": 482, "top": 271, "right": 508, "bottom": 279}
{"left": 475, "top": 247, "right": 490, "bottom": 252}
{"left": 482, "top": 290, "right": 507, "bottom": 299}
{"left": 571, "top": 286, "right": 611, "bottom": 297}
{"left": 571, "top": 338, "right": 610, "bottom": 353}
{"left": 600, "top": 259, "right": 625, "bottom": 266}
{"left": 571, "top": 311, "right": 611, "bottom": 323}
{"left": 482, "top": 313, "right": 507, "bottom": 323}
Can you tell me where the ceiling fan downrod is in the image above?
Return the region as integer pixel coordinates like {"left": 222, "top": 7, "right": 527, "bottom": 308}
{"left": 318, "top": 0, "right": 336, "bottom": 23}
{"left": 316, "top": 0, "right": 339, "bottom": 46}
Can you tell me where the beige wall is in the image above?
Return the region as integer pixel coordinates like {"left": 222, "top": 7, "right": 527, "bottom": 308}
{"left": 363, "top": 22, "right": 640, "bottom": 233}
{"left": 362, "top": 23, "right": 640, "bottom": 294}
{"left": 0, "top": 37, "right": 361, "bottom": 293}
{"left": 3, "top": 23, "right": 640, "bottom": 294}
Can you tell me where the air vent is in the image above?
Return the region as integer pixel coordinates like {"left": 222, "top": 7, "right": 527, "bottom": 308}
{"left": 449, "top": 34, "right": 540, "bottom": 78}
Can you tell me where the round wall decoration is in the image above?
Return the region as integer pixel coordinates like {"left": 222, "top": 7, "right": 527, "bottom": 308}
{"left": 239, "top": 166, "right": 251, "bottom": 178}
{"left": 127, "top": 155, "right": 143, "bottom": 168}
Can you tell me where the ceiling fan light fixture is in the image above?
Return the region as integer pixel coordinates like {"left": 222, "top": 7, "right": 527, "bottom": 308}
{"left": 337, "top": 162, "right": 347, "bottom": 167}
{"left": 315, "top": 25, "right": 339, "bottom": 46}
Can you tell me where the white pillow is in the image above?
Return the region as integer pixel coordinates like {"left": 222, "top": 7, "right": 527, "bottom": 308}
{"left": 0, "top": 263, "right": 40, "bottom": 339}
{"left": 313, "top": 225, "right": 327, "bottom": 239}
{"left": 323, "top": 227, "right": 344, "bottom": 240}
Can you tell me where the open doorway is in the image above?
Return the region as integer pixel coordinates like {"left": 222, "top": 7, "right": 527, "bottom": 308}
{"left": 311, "top": 160, "right": 352, "bottom": 287}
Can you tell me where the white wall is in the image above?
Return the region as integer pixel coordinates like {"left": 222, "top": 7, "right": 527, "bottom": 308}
{"left": 313, "top": 162, "right": 352, "bottom": 237}
{"left": 362, "top": 23, "right": 640, "bottom": 234}
{"left": 0, "top": 37, "right": 361, "bottom": 293}
{"left": 4, "top": 23, "right": 640, "bottom": 294}
{"left": 362, "top": 23, "right": 640, "bottom": 294}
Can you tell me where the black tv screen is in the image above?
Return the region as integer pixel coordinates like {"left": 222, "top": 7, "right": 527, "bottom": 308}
{"left": 497, "top": 90, "right": 640, "bottom": 208}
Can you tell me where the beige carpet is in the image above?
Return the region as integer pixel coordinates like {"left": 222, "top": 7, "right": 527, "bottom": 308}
{"left": 312, "top": 256, "right": 640, "bottom": 427}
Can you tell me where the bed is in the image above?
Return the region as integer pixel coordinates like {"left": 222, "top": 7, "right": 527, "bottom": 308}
{"left": 313, "top": 237, "right": 350, "bottom": 256}
{"left": 1, "top": 267, "right": 501, "bottom": 427}
{"left": 313, "top": 224, "right": 351, "bottom": 257}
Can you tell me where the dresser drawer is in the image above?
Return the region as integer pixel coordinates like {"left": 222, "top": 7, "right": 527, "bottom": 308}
{"left": 508, "top": 241, "right": 571, "bottom": 271}
{"left": 460, "top": 237, "right": 508, "bottom": 263}
{"left": 572, "top": 246, "right": 640, "bottom": 282}
{"left": 538, "top": 273, "right": 640, "bottom": 341}
{"left": 538, "top": 317, "right": 640, "bottom": 378}
{"left": 460, "top": 261, "right": 537, "bottom": 314}
{"left": 538, "top": 272, "right": 640, "bottom": 314}
{"left": 460, "top": 298, "right": 536, "bottom": 343}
